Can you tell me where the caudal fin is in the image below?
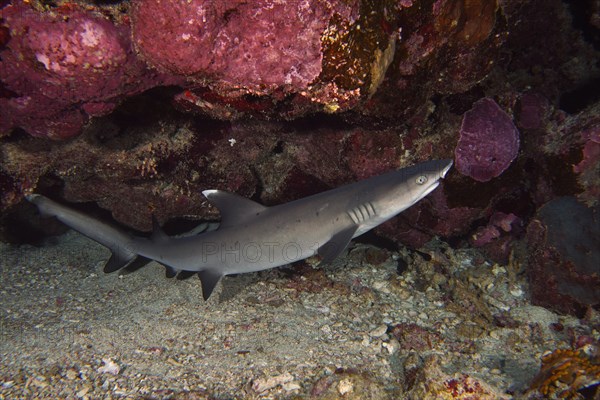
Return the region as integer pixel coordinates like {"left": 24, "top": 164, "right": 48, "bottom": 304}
{"left": 27, "top": 194, "right": 141, "bottom": 273}
{"left": 27, "top": 194, "right": 223, "bottom": 300}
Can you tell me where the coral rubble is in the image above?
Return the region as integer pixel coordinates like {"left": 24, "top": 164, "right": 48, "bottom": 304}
{"left": 528, "top": 346, "right": 600, "bottom": 399}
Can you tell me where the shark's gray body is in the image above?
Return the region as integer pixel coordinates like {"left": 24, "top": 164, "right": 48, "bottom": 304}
{"left": 27, "top": 159, "right": 452, "bottom": 299}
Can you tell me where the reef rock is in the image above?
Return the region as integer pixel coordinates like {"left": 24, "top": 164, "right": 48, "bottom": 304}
{"left": 0, "top": 3, "right": 176, "bottom": 139}
{"left": 131, "top": 0, "right": 351, "bottom": 90}
{"left": 526, "top": 196, "right": 600, "bottom": 317}
{"left": 1, "top": 0, "right": 507, "bottom": 137}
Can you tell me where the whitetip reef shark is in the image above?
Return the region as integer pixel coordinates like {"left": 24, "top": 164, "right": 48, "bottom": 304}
{"left": 26, "top": 159, "right": 453, "bottom": 300}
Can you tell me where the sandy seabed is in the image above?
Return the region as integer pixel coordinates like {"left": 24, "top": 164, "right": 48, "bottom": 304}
{"left": 0, "top": 230, "right": 591, "bottom": 399}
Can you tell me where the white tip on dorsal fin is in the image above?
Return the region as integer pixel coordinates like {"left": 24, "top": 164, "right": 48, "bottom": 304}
{"left": 202, "top": 190, "right": 267, "bottom": 228}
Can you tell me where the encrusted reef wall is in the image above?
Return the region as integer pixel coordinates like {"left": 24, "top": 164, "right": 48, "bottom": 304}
{"left": 1, "top": 0, "right": 504, "bottom": 136}
{"left": 1, "top": 0, "right": 600, "bottom": 319}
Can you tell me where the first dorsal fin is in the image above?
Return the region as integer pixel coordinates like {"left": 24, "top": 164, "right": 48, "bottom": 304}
{"left": 202, "top": 190, "right": 267, "bottom": 228}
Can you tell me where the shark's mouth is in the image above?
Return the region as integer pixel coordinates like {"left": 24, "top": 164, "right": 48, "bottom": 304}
{"left": 421, "top": 182, "right": 440, "bottom": 199}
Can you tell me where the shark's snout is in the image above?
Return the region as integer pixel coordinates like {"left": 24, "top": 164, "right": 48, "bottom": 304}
{"left": 440, "top": 159, "right": 453, "bottom": 179}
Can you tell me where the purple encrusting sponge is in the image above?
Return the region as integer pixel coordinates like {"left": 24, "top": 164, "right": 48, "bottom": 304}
{"left": 455, "top": 97, "right": 520, "bottom": 182}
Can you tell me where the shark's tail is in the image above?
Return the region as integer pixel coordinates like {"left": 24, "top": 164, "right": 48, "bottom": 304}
{"left": 27, "top": 194, "right": 223, "bottom": 300}
{"left": 26, "top": 194, "right": 148, "bottom": 273}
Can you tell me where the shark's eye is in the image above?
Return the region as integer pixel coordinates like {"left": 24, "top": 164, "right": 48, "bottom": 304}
{"left": 416, "top": 175, "right": 428, "bottom": 185}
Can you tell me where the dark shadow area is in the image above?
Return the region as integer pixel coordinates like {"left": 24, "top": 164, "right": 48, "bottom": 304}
{"left": 559, "top": 75, "right": 600, "bottom": 114}
{"left": 354, "top": 230, "right": 399, "bottom": 252}
{"left": 280, "top": 112, "right": 354, "bottom": 135}
{"left": 563, "top": 0, "right": 600, "bottom": 50}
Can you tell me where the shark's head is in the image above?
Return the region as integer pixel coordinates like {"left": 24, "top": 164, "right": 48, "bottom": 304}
{"left": 403, "top": 158, "right": 453, "bottom": 204}
{"left": 369, "top": 159, "right": 453, "bottom": 218}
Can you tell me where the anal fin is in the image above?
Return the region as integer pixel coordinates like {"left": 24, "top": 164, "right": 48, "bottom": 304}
{"left": 198, "top": 269, "right": 223, "bottom": 301}
{"left": 317, "top": 225, "right": 358, "bottom": 265}
{"left": 164, "top": 266, "right": 178, "bottom": 279}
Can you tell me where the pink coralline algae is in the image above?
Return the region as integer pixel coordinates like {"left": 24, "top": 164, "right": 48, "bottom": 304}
{"left": 1, "top": 0, "right": 506, "bottom": 138}
{"left": 131, "top": 0, "right": 350, "bottom": 91}
{"left": 471, "top": 212, "right": 521, "bottom": 247}
{"left": 0, "top": 4, "right": 173, "bottom": 139}
{"left": 454, "top": 98, "right": 521, "bottom": 182}
{"left": 574, "top": 126, "right": 600, "bottom": 205}
{"left": 574, "top": 127, "right": 600, "bottom": 174}
{"left": 12, "top": 11, "right": 126, "bottom": 100}
{"left": 470, "top": 212, "right": 522, "bottom": 263}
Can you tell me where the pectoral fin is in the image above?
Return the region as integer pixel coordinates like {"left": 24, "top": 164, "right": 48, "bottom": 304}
{"left": 317, "top": 225, "right": 358, "bottom": 265}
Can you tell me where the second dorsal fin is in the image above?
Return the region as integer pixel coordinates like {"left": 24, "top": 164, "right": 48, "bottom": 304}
{"left": 202, "top": 190, "right": 267, "bottom": 228}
